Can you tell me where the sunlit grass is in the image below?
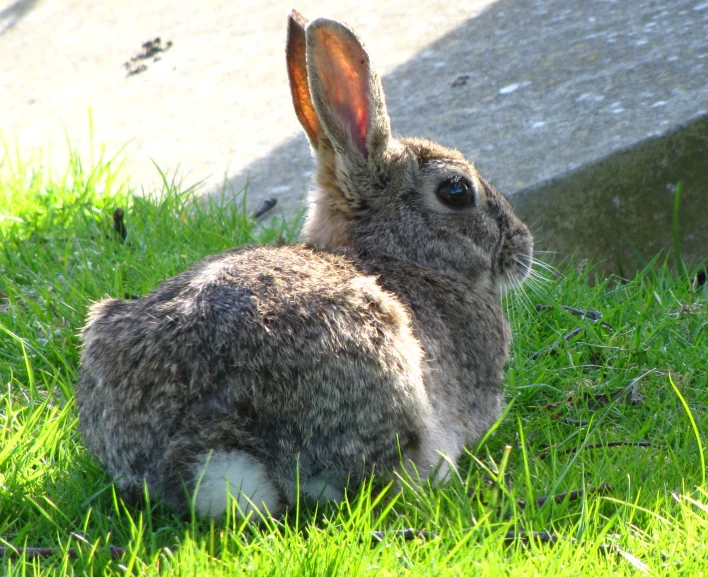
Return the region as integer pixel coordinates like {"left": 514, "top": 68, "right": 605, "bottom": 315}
{"left": 1, "top": 148, "right": 706, "bottom": 575}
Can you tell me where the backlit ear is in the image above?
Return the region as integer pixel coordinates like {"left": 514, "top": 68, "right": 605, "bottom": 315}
{"left": 286, "top": 10, "right": 321, "bottom": 148}
{"left": 305, "top": 18, "right": 391, "bottom": 160}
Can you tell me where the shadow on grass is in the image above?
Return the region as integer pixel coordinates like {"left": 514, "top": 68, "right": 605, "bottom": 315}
{"left": 0, "top": 0, "right": 40, "bottom": 35}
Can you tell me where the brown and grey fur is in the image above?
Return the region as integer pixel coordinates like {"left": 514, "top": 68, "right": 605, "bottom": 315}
{"left": 76, "top": 11, "right": 533, "bottom": 518}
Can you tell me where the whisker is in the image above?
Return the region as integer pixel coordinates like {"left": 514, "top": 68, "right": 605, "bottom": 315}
{"left": 526, "top": 278, "right": 554, "bottom": 305}
{"left": 515, "top": 292, "right": 536, "bottom": 320}
{"left": 504, "top": 264, "right": 538, "bottom": 321}
{"left": 525, "top": 267, "right": 547, "bottom": 283}
{"left": 530, "top": 257, "right": 560, "bottom": 277}
{"left": 530, "top": 260, "right": 556, "bottom": 282}
{"left": 532, "top": 250, "right": 560, "bottom": 265}
{"left": 513, "top": 256, "right": 554, "bottom": 306}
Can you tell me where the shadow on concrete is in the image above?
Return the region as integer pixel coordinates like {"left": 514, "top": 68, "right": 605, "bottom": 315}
{"left": 216, "top": 0, "right": 708, "bottom": 275}
{"left": 0, "top": 0, "right": 40, "bottom": 35}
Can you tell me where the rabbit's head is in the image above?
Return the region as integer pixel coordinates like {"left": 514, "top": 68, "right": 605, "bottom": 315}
{"left": 287, "top": 11, "right": 532, "bottom": 292}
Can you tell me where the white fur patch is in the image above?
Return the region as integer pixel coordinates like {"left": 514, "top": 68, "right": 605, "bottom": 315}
{"left": 404, "top": 422, "right": 464, "bottom": 485}
{"left": 193, "top": 450, "right": 280, "bottom": 519}
{"left": 301, "top": 476, "right": 345, "bottom": 504}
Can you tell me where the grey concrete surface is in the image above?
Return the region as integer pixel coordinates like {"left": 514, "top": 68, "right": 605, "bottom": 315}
{"left": 2, "top": 0, "right": 707, "bottom": 273}
{"left": 1, "top": 0, "right": 493, "bottom": 194}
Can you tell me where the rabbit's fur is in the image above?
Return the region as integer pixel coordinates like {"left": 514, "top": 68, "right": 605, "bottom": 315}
{"left": 77, "top": 10, "right": 533, "bottom": 518}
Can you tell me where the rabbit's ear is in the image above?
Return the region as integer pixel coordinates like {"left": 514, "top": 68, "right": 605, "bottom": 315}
{"left": 286, "top": 10, "right": 322, "bottom": 148}
{"left": 305, "top": 18, "right": 391, "bottom": 161}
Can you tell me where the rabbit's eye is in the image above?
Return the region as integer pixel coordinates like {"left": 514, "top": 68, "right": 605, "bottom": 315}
{"left": 436, "top": 179, "right": 473, "bottom": 208}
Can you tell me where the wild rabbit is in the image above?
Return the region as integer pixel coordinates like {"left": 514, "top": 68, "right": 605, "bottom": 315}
{"left": 76, "top": 10, "right": 533, "bottom": 519}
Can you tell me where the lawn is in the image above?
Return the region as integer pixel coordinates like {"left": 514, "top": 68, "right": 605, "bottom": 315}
{"left": 1, "top": 148, "right": 707, "bottom": 575}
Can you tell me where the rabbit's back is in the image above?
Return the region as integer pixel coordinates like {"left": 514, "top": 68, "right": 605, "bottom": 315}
{"left": 77, "top": 244, "right": 431, "bottom": 512}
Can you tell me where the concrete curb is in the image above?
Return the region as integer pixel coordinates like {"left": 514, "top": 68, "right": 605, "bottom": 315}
{"left": 512, "top": 113, "right": 708, "bottom": 274}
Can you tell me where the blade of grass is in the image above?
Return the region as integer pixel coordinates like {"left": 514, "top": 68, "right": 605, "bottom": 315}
{"left": 669, "top": 372, "right": 705, "bottom": 485}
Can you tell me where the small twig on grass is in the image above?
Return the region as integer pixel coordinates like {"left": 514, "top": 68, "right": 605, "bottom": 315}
{"left": 531, "top": 304, "right": 616, "bottom": 359}
{"left": 561, "top": 418, "right": 589, "bottom": 427}
{"left": 0, "top": 546, "right": 126, "bottom": 559}
{"left": 253, "top": 197, "right": 278, "bottom": 220}
{"left": 539, "top": 441, "right": 654, "bottom": 461}
{"left": 369, "top": 528, "right": 561, "bottom": 546}
{"left": 48, "top": 300, "right": 61, "bottom": 320}
{"left": 368, "top": 524, "right": 651, "bottom": 555}
{"left": 504, "top": 529, "right": 559, "bottom": 545}
{"left": 517, "top": 482, "right": 612, "bottom": 509}
{"left": 471, "top": 476, "right": 612, "bottom": 512}
{"left": 584, "top": 381, "right": 646, "bottom": 409}
{"left": 370, "top": 528, "right": 436, "bottom": 543}
{"left": 547, "top": 381, "right": 647, "bottom": 418}
{"left": 562, "top": 326, "right": 585, "bottom": 341}
{"left": 546, "top": 374, "right": 650, "bottom": 425}
{"left": 535, "top": 304, "right": 604, "bottom": 321}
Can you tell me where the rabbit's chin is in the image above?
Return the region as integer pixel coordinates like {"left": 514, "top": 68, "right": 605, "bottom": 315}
{"left": 495, "top": 259, "right": 532, "bottom": 295}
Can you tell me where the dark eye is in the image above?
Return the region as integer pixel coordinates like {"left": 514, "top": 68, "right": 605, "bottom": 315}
{"left": 436, "top": 178, "right": 474, "bottom": 208}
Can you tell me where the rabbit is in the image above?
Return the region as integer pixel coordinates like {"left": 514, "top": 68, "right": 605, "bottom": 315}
{"left": 76, "top": 9, "right": 533, "bottom": 520}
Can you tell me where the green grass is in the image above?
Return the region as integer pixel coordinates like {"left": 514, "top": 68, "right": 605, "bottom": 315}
{"left": 1, "top": 149, "right": 707, "bottom": 575}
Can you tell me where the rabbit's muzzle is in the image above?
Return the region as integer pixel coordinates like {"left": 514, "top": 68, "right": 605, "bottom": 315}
{"left": 496, "top": 219, "right": 534, "bottom": 291}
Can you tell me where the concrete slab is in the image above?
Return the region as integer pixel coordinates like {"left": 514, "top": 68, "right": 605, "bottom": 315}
{"left": 2, "top": 0, "right": 707, "bottom": 272}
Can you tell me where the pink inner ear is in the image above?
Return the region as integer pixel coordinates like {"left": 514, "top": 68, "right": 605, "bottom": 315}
{"left": 312, "top": 28, "right": 369, "bottom": 156}
{"left": 287, "top": 15, "right": 321, "bottom": 148}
